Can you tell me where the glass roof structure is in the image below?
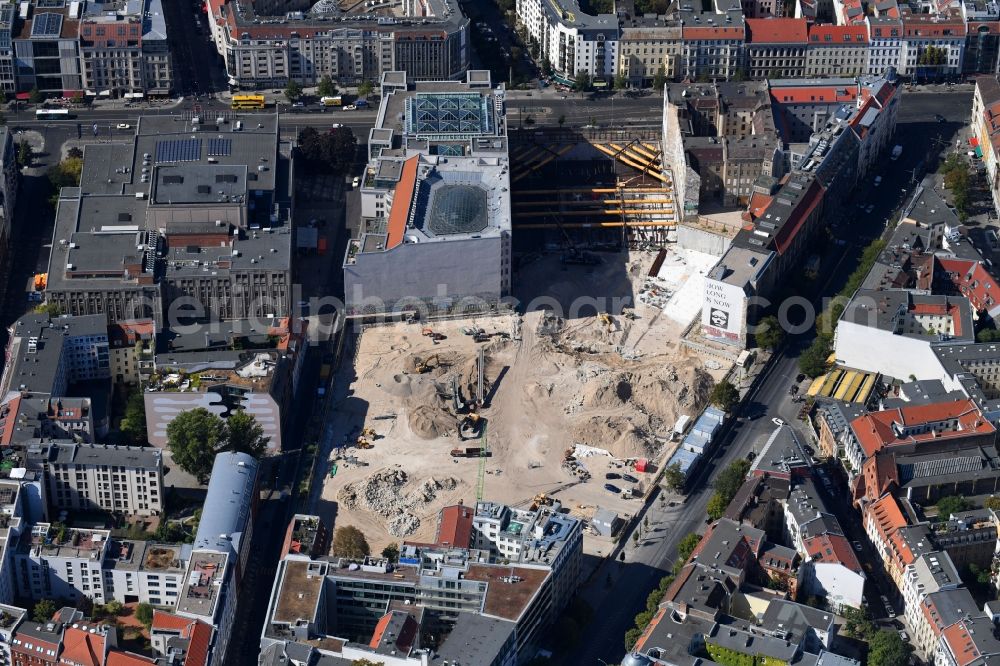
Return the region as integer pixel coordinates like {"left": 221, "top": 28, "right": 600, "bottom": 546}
{"left": 405, "top": 93, "right": 493, "bottom": 137}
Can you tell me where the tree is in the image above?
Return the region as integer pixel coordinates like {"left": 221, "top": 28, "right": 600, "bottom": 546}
{"left": 624, "top": 627, "right": 643, "bottom": 651}
{"left": 557, "top": 114, "right": 566, "bottom": 128}
{"left": 134, "top": 603, "right": 154, "bottom": 629}
{"left": 332, "top": 525, "right": 371, "bottom": 559}
{"left": 28, "top": 86, "right": 43, "bottom": 104}
{"left": 842, "top": 606, "right": 875, "bottom": 640}
{"left": 284, "top": 79, "right": 303, "bottom": 103}
{"left": 985, "top": 496, "right": 1000, "bottom": 510}
{"left": 541, "top": 59, "right": 553, "bottom": 78}
{"left": 225, "top": 410, "right": 269, "bottom": 458}
{"left": 936, "top": 495, "right": 972, "bottom": 520}
{"left": 977, "top": 328, "right": 1000, "bottom": 343}
{"left": 166, "top": 408, "right": 226, "bottom": 483}
{"left": 706, "top": 492, "right": 729, "bottom": 521}
{"left": 799, "top": 335, "right": 832, "bottom": 378}
{"left": 381, "top": 543, "right": 400, "bottom": 563}
{"left": 713, "top": 459, "right": 751, "bottom": 500}
{"left": 709, "top": 379, "right": 739, "bottom": 413}
{"left": 756, "top": 315, "right": 785, "bottom": 351}
{"left": 316, "top": 75, "right": 337, "bottom": 98}
{"left": 32, "top": 599, "right": 57, "bottom": 623}
{"left": 664, "top": 462, "right": 685, "bottom": 492}
{"left": 48, "top": 157, "right": 83, "bottom": 205}
{"left": 33, "top": 302, "right": 63, "bottom": 317}
{"left": 297, "top": 126, "right": 358, "bottom": 174}
{"left": 676, "top": 533, "right": 701, "bottom": 563}
{"left": 868, "top": 629, "right": 912, "bottom": 666}
{"left": 104, "top": 600, "right": 124, "bottom": 616}
{"left": 67, "top": 146, "right": 84, "bottom": 159}
{"left": 614, "top": 73, "right": 628, "bottom": 90}
{"left": 357, "top": 80, "right": 374, "bottom": 98}
{"left": 652, "top": 66, "right": 668, "bottom": 91}
{"left": 16, "top": 140, "right": 33, "bottom": 168}
{"left": 120, "top": 390, "right": 147, "bottom": 445}
{"left": 573, "top": 69, "right": 592, "bottom": 92}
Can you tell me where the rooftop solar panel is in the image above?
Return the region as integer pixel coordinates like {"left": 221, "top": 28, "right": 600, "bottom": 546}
{"left": 207, "top": 138, "right": 232, "bottom": 157}
{"left": 155, "top": 139, "right": 203, "bottom": 163}
{"left": 30, "top": 13, "right": 63, "bottom": 38}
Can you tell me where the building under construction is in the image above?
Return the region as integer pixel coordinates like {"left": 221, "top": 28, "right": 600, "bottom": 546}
{"left": 509, "top": 127, "right": 677, "bottom": 250}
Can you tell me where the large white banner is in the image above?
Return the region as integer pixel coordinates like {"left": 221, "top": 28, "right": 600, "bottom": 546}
{"left": 702, "top": 277, "right": 745, "bottom": 345}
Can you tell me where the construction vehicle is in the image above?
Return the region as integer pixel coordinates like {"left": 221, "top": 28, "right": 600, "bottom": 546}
{"left": 473, "top": 331, "right": 491, "bottom": 343}
{"left": 460, "top": 412, "right": 482, "bottom": 439}
{"left": 356, "top": 437, "right": 373, "bottom": 449}
{"left": 622, "top": 307, "right": 636, "bottom": 320}
{"left": 413, "top": 354, "right": 439, "bottom": 374}
{"left": 360, "top": 427, "right": 378, "bottom": 440}
{"left": 530, "top": 493, "right": 554, "bottom": 510}
{"left": 451, "top": 446, "right": 492, "bottom": 458}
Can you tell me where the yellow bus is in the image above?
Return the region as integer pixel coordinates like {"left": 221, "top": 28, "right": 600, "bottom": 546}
{"left": 231, "top": 94, "right": 266, "bottom": 110}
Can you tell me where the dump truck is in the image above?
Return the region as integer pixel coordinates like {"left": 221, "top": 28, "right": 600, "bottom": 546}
{"left": 320, "top": 95, "right": 343, "bottom": 107}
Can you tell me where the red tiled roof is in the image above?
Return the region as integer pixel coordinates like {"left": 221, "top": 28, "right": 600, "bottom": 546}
{"left": 747, "top": 18, "right": 808, "bottom": 43}
{"left": 850, "top": 399, "right": 993, "bottom": 457}
{"left": 969, "top": 21, "right": 1000, "bottom": 35}
{"left": 151, "top": 610, "right": 190, "bottom": 632}
{"left": 60, "top": 626, "right": 106, "bottom": 666}
{"left": 942, "top": 619, "right": 985, "bottom": 666}
{"left": 803, "top": 533, "right": 864, "bottom": 573}
{"left": 770, "top": 86, "right": 858, "bottom": 105}
{"left": 183, "top": 620, "right": 212, "bottom": 666}
{"left": 435, "top": 504, "right": 474, "bottom": 549}
{"left": 386, "top": 156, "right": 419, "bottom": 251}
{"left": 868, "top": 493, "right": 908, "bottom": 541}
{"left": 748, "top": 192, "right": 773, "bottom": 220}
{"left": 107, "top": 652, "right": 157, "bottom": 666}
{"left": 936, "top": 258, "right": 1000, "bottom": 316}
{"left": 808, "top": 24, "right": 869, "bottom": 43}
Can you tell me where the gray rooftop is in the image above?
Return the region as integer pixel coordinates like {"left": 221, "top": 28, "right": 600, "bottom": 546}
{"left": 760, "top": 600, "right": 834, "bottom": 643}
{"left": 435, "top": 612, "right": 515, "bottom": 663}
{"left": 26, "top": 441, "right": 161, "bottom": 471}
{"left": 193, "top": 451, "right": 258, "bottom": 555}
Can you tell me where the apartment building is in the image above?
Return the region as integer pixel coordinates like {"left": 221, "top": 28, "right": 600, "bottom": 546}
{"left": 25, "top": 441, "right": 163, "bottom": 518}
{"left": 618, "top": 15, "right": 682, "bottom": 85}
{"left": 867, "top": 16, "right": 904, "bottom": 75}
{"left": 745, "top": 18, "right": 809, "bottom": 79}
{"left": 78, "top": 0, "right": 173, "bottom": 97}
{"left": 974, "top": 75, "right": 1000, "bottom": 215}
{"left": 899, "top": 11, "right": 966, "bottom": 78}
{"left": 805, "top": 24, "right": 869, "bottom": 77}
{"left": 517, "top": 0, "right": 618, "bottom": 82}
{"left": 210, "top": 0, "right": 469, "bottom": 88}
{"left": 107, "top": 319, "right": 154, "bottom": 386}
{"left": 103, "top": 540, "right": 186, "bottom": 608}
{"left": 13, "top": 525, "right": 111, "bottom": 605}
{"left": 0, "top": 127, "right": 18, "bottom": 284}
{"left": 902, "top": 551, "right": 963, "bottom": 659}
{"left": 681, "top": 20, "right": 747, "bottom": 81}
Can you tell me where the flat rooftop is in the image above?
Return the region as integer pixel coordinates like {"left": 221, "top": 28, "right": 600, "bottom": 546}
{"left": 273, "top": 559, "right": 324, "bottom": 625}
{"left": 464, "top": 564, "right": 549, "bottom": 622}
{"left": 176, "top": 551, "right": 228, "bottom": 619}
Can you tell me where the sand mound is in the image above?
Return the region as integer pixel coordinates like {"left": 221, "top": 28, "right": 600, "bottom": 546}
{"left": 571, "top": 416, "right": 653, "bottom": 459}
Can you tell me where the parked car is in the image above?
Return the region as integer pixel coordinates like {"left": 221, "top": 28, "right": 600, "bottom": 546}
{"left": 352, "top": 176, "right": 361, "bottom": 188}
{"left": 853, "top": 541, "right": 863, "bottom": 552}
{"left": 622, "top": 474, "right": 638, "bottom": 483}
{"left": 116, "top": 123, "right": 131, "bottom": 129}
{"left": 604, "top": 484, "right": 621, "bottom": 494}
{"left": 605, "top": 472, "right": 620, "bottom": 480}
{"left": 771, "top": 417, "right": 785, "bottom": 427}
{"left": 899, "top": 631, "right": 909, "bottom": 641}
{"left": 343, "top": 104, "right": 357, "bottom": 111}
{"left": 331, "top": 123, "right": 343, "bottom": 129}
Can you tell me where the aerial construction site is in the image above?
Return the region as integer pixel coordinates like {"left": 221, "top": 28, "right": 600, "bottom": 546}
{"left": 320, "top": 249, "right": 730, "bottom": 554}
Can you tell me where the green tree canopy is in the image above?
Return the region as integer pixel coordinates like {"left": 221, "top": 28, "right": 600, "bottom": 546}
{"left": 166, "top": 408, "right": 225, "bottom": 483}
{"left": 28, "top": 86, "right": 43, "bottom": 104}
{"left": 381, "top": 543, "right": 400, "bottom": 563}
{"left": 676, "top": 533, "right": 702, "bottom": 563}
{"left": 225, "top": 410, "right": 269, "bottom": 457}
{"left": 332, "top": 525, "right": 371, "bottom": 559}
{"left": 317, "top": 75, "right": 337, "bottom": 98}
{"left": 714, "top": 459, "right": 751, "bottom": 500}
{"left": 868, "top": 629, "right": 912, "bottom": 666}
{"left": 664, "top": 462, "right": 686, "bottom": 492}
{"left": 842, "top": 606, "right": 875, "bottom": 640}
{"left": 936, "top": 495, "right": 972, "bottom": 520}
{"left": 985, "top": 495, "right": 1000, "bottom": 510}
{"left": 297, "top": 126, "right": 358, "bottom": 174}
{"left": 652, "top": 66, "right": 668, "bottom": 91}
{"left": 284, "top": 79, "right": 303, "bottom": 102}
{"left": 120, "top": 390, "right": 147, "bottom": 446}
{"left": 706, "top": 492, "right": 729, "bottom": 521}
{"left": 357, "top": 80, "right": 374, "bottom": 98}
{"left": 32, "top": 599, "right": 57, "bottom": 623}
{"left": 134, "top": 602, "right": 154, "bottom": 628}
{"left": 756, "top": 315, "right": 785, "bottom": 351}
{"left": 573, "top": 69, "right": 592, "bottom": 92}
{"left": 709, "top": 379, "right": 739, "bottom": 412}
{"left": 16, "top": 140, "right": 33, "bottom": 168}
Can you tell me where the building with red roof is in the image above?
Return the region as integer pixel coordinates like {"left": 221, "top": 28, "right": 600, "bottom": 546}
{"left": 938, "top": 615, "right": 1000, "bottom": 666}
{"left": 974, "top": 75, "right": 1000, "bottom": 215}
{"left": 746, "top": 18, "right": 809, "bottom": 78}
{"left": 935, "top": 257, "right": 1000, "bottom": 320}
{"left": 800, "top": 533, "right": 866, "bottom": 611}
{"left": 805, "top": 24, "right": 869, "bottom": 77}
{"left": 149, "top": 611, "right": 212, "bottom": 666}
{"left": 59, "top": 624, "right": 110, "bottom": 666}
{"left": 899, "top": 11, "right": 965, "bottom": 78}
{"left": 434, "top": 504, "right": 474, "bottom": 549}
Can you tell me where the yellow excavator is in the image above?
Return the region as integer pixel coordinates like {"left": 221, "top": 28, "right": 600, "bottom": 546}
{"left": 598, "top": 312, "right": 614, "bottom": 331}
{"left": 530, "top": 493, "right": 554, "bottom": 510}
{"left": 360, "top": 427, "right": 378, "bottom": 439}
{"left": 413, "top": 354, "right": 439, "bottom": 374}
{"left": 356, "top": 436, "right": 373, "bottom": 450}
